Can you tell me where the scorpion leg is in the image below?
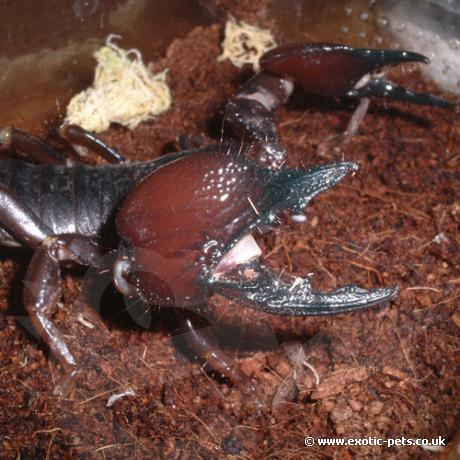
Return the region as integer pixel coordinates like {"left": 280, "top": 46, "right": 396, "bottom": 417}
{"left": 175, "top": 306, "right": 263, "bottom": 405}
{"left": 0, "top": 185, "right": 107, "bottom": 392}
{"left": 0, "top": 126, "right": 66, "bottom": 165}
{"left": 59, "top": 124, "right": 126, "bottom": 164}
{"left": 175, "top": 306, "right": 237, "bottom": 376}
{"left": 24, "top": 234, "right": 107, "bottom": 394}
{"left": 0, "top": 185, "right": 51, "bottom": 248}
{"left": 318, "top": 98, "right": 371, "bottom": 155}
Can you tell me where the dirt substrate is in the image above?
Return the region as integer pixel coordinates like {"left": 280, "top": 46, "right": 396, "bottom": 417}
{"left": 0, "top": 4, "right": 459, "bottom": 459}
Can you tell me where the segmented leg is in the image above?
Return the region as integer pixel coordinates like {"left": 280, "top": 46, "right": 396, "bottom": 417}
{"left": 0, "top": 126, "right": 66, "bottom": 164}
{"left": 0, "top": 186, "right": 107, "bottom": 391}
{"left": 0, "top": 185, "right": 51, "bottom": 248}
{"left": 0, "top": 124, "right": 125, "bottom": 166}
{"left": 59, "top": 124, "right": 126, "bottom": 164}
{"left": 24, "top": 235, "right": 107, "bottom": 378}
{"left": 175, "top": 307, "right": 235, "bottom": 375}
{"left": 175, "top": 307, "right": 263, "bottom": 405}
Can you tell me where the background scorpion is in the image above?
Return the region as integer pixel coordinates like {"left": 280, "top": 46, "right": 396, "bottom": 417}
{"left": 0, "top": 43, "right": 453, "bottom": 394}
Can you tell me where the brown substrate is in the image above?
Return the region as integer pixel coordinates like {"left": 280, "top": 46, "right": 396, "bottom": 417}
{"left": 0, "top": 5, "right": 459, "bottom": 460}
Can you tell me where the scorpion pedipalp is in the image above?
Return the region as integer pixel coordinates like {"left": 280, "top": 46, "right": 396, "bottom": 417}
{"left": 226, "top": 42, "right": 454, "bottom": 166}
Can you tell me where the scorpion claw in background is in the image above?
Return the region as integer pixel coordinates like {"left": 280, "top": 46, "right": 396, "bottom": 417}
{"left": 260, "top": 43, "right": 446, "bottom": 101}
{"left": 226, "top": 42, "right": 453, "bottom": 166}
{"left": 210, "top": 261, "right": 398, "bottom": 316}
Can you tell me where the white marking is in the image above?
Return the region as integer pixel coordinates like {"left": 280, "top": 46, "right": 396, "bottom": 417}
{"left": 282, "top": 78, "right": 294, "bottom": 96}
{"left": 432, "top": 232, "right": 446, "bottom": 244}
{"left": 303, "top": 359, "right": 320, "bottom": 385}
{"left": 238, "top": 88, "right": 277, "bottom": 110}
{"left": 0, "top": 127, "right": 12, "bottom": 145}
{"left": 113, "top": 257, "right": 136, "bottom": 296}
{"left": 289, "top": 276, "right": 303, "bottom": 292}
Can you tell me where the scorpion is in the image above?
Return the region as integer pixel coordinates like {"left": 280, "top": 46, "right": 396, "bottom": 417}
{"left": 0, "top": 43, "right": 453, "bottom": 394}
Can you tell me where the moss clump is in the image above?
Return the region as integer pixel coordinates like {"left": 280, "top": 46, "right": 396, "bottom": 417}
{"left": 66, "top": 35, "right": 171, "bottom": 133}
{"left": 218, "top": 17, "right": 276, "bottom": 71}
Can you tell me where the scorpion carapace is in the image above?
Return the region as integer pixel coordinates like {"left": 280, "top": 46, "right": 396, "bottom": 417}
{"left": 0, "top": 42, "right": 453, "bottom": 395}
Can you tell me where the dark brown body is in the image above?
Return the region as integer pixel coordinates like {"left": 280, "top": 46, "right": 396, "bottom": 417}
{"left": 0, "top": 151, "right": 191, "bottom": 246}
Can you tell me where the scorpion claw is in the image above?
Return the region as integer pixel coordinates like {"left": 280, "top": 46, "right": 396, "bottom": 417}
{"left": 228, "top": 43, "right": 453, "bottom": 166}
{"left": 203, "top": 158, "right": 397, "bottom": 316}
{"left": 260, "top": 43, "right": 453, "bottom": 105}
{"left": 210, "top": 261, "right": 398, "bottom": 316}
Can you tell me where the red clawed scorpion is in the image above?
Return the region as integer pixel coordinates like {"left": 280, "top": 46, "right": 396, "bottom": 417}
{"left": 0, "top": 43, "right": 453, "bottom": 394}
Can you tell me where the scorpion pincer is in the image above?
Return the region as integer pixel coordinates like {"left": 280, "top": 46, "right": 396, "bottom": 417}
{"left": 0, "top": 43, "right": 453, "bottom": 394}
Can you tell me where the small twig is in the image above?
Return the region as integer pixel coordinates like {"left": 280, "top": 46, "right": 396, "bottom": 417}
{"left": 413, "top": 294, "right": 460, "bottom": 312}
{"left": 77, "top": 387, "right": 122, "bottom": 406}
{"left": 346, "top": 259, "right": 383, "bottom": 284}
{"left": 76, "top": 313, "right": 95, "bottom": 329}
{"left": 32, "top": 428, "right": 62, "bottom": 438}
{"left": 93, "top": 443, "right": 135, "bottom": 453}
{"left": 137, "top": 356, "right": 153, "bottom": 370}
{"left": 247, "top": 196, "right": 260, "bottom": 215}
{"left": 405, "top": 286, "right": 442, "bottom": 293}
{"left": 45, "top": 432, "right": 57, "bottom": 460}
{"left": 335, "top": 332, "right": 360, "bottom": 367}
{"left": 198, "top": 365, "right": 226, "bottom": 399}
{"left": 340, "top": 184, "right": 431, "bottom": 222}
{"left": 390, "top": 317, "right": 417, "bottom": 381}
{"left": 341, "top": 242, "right": 374, "bottom": 264}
